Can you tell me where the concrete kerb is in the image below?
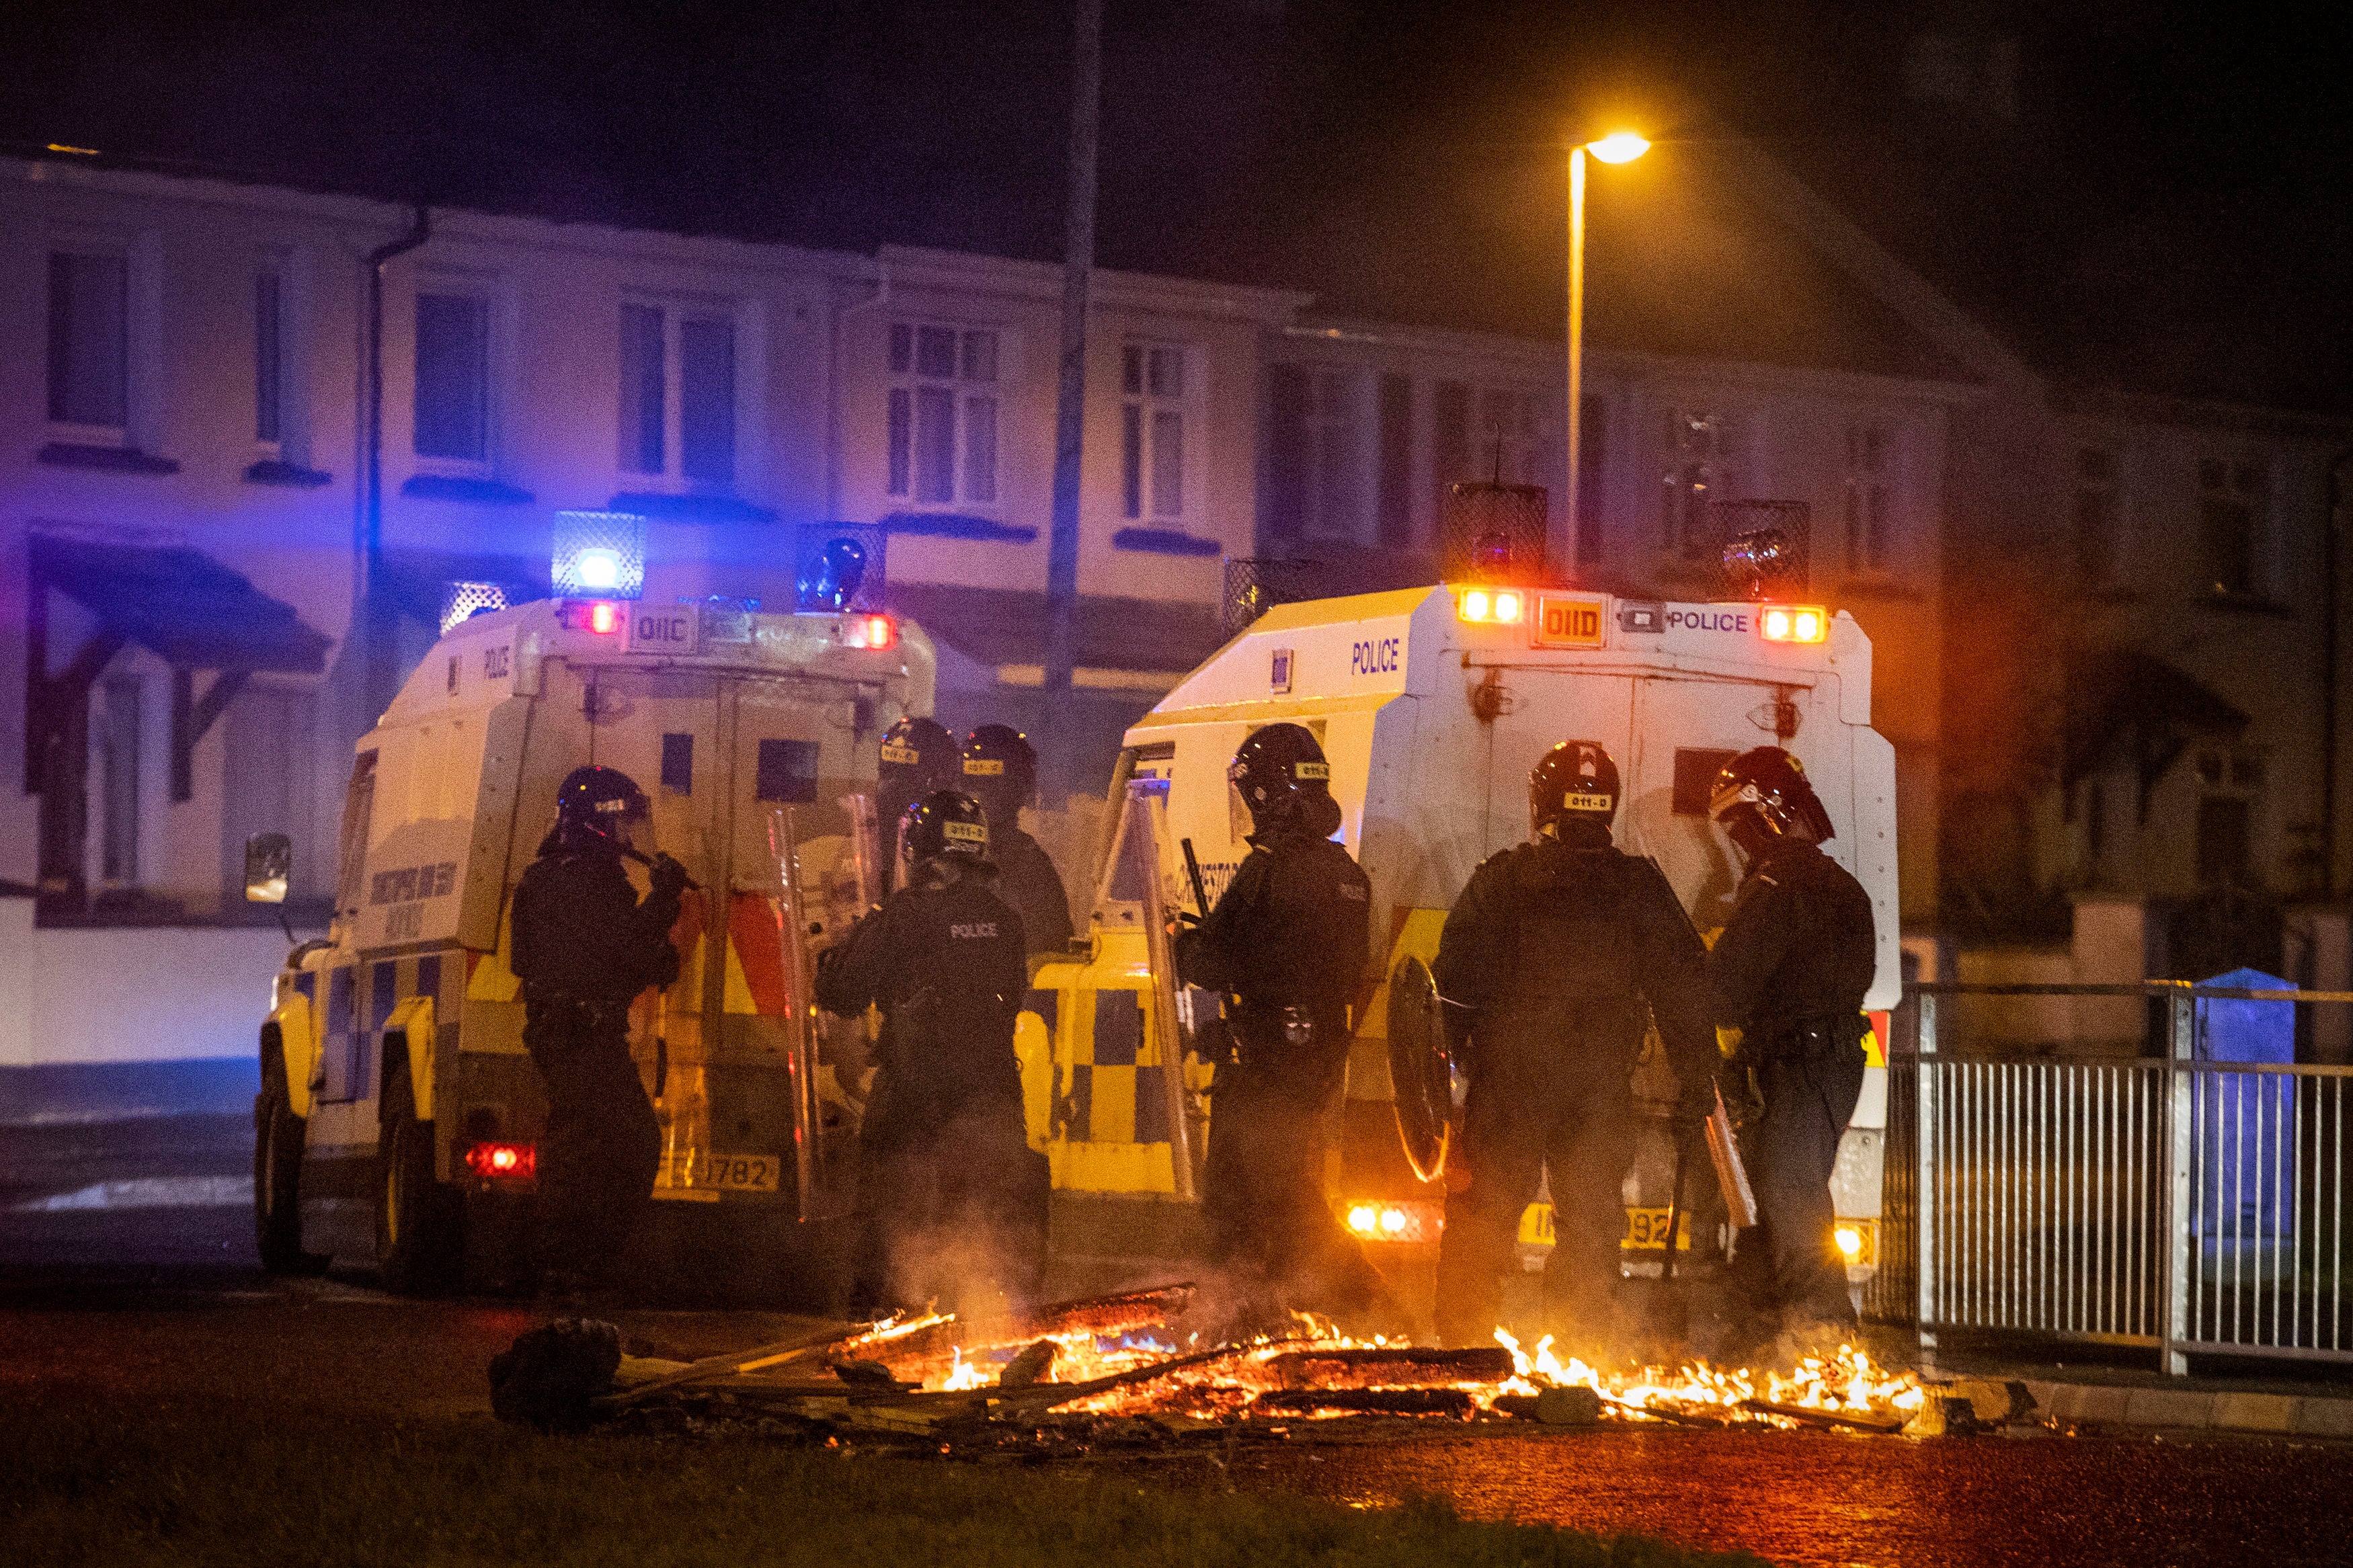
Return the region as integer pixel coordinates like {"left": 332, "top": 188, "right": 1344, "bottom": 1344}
{"left": 2021, "top": 1378, "right": 2353, "bottom": 1438}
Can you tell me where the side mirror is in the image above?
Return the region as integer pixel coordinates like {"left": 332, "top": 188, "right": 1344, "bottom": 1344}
{"left": 244, "top": 832, "right": 292, "bottom": 905}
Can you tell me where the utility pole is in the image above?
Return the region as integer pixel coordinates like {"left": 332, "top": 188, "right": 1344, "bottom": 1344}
{"left": 1039, "top": 0, "right": 1103, "bottom": 804}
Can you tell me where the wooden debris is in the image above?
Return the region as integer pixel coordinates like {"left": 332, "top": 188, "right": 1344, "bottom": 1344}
{"left": 1265, "top": 1347, "right": 1515, "bottom": 1387}
{"left": 998, "top": 1339, "right": 1058, "bottom": 1390}
{"left": 595, "top": 1322, "right": 862, "bottom": 1408}
{"left": 1737, "top": 1398, "right": 1907, "bottom": 1434}
{"left": 1254, "top": 1388, "right": 1476, "bottom": 1416}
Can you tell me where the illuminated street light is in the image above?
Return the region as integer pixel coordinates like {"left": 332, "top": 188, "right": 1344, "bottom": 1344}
{"left": 1566, "top": 130, "right": 1650, "bottom": 569}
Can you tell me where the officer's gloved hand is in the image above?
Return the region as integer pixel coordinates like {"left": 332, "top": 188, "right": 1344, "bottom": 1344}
{"left": 1672, "top": 1083, "right": 1714, "bottom": 1137}
{"left": 1720, "top": 1064, "right": 1766, "bottom": 1130}
{"left": 649, "top": 852, "right": 692, "bottom": 898}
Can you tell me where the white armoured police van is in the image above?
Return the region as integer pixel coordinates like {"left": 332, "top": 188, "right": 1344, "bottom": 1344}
{"left": 250, "top": 595, "right": 932, "bottom": 1295}
{"left": 1027, "top": 583, "right": 1900, "bottom": 1303}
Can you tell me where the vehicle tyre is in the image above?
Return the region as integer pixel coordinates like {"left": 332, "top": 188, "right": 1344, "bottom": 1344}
{"left": 376, "top": 1061, "right": 463, "bottom": 1296}
{"left": 254, "top": 1041, "right": 327, "bottom": 1276}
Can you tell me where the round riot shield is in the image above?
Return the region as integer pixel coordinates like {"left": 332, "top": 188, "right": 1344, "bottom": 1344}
{"left": 1386, "top": 954, "right": 1453, "bottom": 1183}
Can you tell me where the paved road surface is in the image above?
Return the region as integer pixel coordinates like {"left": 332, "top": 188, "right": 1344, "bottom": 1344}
{"left": 4, "top": 1112, "right": 2344, "bottom": 1568}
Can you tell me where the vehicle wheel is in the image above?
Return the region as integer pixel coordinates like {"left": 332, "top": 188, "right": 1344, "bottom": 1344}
{"left": 254, "top": 1045, "right": 327, "bottom": 1276}
{"left": 376, "top": 1062, "right": 463, "bottom": 1296}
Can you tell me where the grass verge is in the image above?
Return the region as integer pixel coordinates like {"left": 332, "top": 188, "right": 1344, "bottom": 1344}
{"left": 1, "top": 1389, "right": 1764, "bottom": 1568}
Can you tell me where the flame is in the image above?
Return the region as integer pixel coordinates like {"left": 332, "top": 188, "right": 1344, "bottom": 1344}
{"left": 834, "top": 1310, "right": 1923, "bottom": 1432}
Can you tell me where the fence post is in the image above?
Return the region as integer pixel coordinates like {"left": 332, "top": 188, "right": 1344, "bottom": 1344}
{"left": 1915, "top": 988, "right": 1938, "bottom": 1364}
{"left": 2161, "top": 985, "right": 2195, "bottom": 1377}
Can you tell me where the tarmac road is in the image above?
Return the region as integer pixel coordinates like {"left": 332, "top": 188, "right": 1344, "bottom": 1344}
{"left": 4, "top": 1112, "right": 2345, "bottom": 1568}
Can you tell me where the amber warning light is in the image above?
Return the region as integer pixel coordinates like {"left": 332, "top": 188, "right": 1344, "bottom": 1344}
{"left": 1457, "top": 587, "right": 1523, "bottom": 625}
{"left": 465, "top": 1142, "right": 536, "bottom": 1179}
{"left": 1759, "top": 605, "right": 1828, "bottom": 645}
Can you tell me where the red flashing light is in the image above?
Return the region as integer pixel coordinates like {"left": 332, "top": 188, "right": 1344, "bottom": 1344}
{"left": 465, "top": 1141, "right": 536, "bottom": 1180}
{"left": 588, "top": 602, "right": 620, "bottom": 635}
{"left": 1759, "top": 605, "right": 1828, "bottom": 645}
{"left": 843, "top": 612, "right": 897, "bottom": 651}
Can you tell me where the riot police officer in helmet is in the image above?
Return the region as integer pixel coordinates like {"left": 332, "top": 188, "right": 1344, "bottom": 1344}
{"left": 959, "top": 724, "right": 1074, "bottom": 958}
{"left": 877, "top": 717, "right": 958, "bottom": 891}
{"left": 817, "top": 790, "right": 1039, "bottom": 1315}
{"left": 1176, "top": 723, "right": 1391, "bottom": 1329}
{"left": 1431, "top": 741, "right": 1716, "bottom": 1350}
{"left": 509, "top": 766, "right": 690, "bottom": 1306}
{"left": 1706, "top": 745, "right": 1876, "bottom": 1344}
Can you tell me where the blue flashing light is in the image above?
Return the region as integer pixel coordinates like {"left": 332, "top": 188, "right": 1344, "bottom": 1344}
{"left": 552, "top": 511, "right": 646, "bottom": 600}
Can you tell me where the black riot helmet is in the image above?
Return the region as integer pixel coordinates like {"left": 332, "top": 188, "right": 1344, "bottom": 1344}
{"left": 553, "top": 764, "right": 650, "bottom": 853}
{"left": 1529, "top": 740, "right": 1621, "bottom": 837}
{"left": 879, "top": 716, "right": 958, "bottom": 802}
{"left": 1229, "top": 722, "right": 1334, "bottom": 835}
{"left": 901, "top": 790, "right": 990, "bottom": 868}
{"left": 960, "top": 723, "right": 1037, "bottom": 819}
{"left": 1711, "top": 746, "right": 1835, "bottom": 858}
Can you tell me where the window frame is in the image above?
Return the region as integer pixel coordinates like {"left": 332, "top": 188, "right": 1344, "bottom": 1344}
{"left": 617, "top": 294, "right": 744, "bottom": 493}
{"left": 2196, "top": 453, "right": 2272, "bottom": 602}
{"left": 410, "top": 278, "right": 502, "bottom": 477}
{"left": 1119, "top": 339, "right": 1197, "bottom": 524}
{"left": 1843, "top": 420, "right": 1900, "bottom": 577}
{"left": 1302, "top": 365, "right": 1366, "bottom": 542}
{"left": 884, "top": 319, "right": 1003, "bottom": 511}
{"left": 1660, "top": 406, "right": 1746, "bottom": 560}
{"left": 2071, "top": 443, "right": 2127, "bottom": 589}
{"left": 46, "top": 245, "right": 134, "bottom": 447}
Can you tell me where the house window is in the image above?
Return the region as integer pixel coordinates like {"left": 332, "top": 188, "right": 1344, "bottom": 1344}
{"left": 1306, "top": 369, "right": 1363, "bottom": 540}
{"left": 619, "top": 303, "right": 737, "bottom": 487}
{"left": 1478, "top": 388, "right": 1546, "bottom": 486}
{"left": 2198, "top": 457, "right": 2266, "bottom": 597}
{"left": 48, "top": 251, "right": 129, "bottom": 433}
{"left": 97, "top": 676, "right": 141, "bottom": 887}
{"left": 887, "top": 323, "right": 998, "bottom": 506}
{"left": 2193, "top": 747, "right": 2264, "bottom": 889}
{"left": 255, "top": 270, "right": 286, "bottom": 446}
{"left": 1376, "top": 373, "right": 1414, "bottom": 548}
{"left": 1121, "top": 343, "right": 1189, "bottom": 521}
{"left": 1663, "top": 409, "right": 1742, "bottom": 557}
{"left": 1845, "top": 423, "right": 1895, "bottom": 572}
{"left": 2073, "top": 446, "right": 2122, "bottom": 585}
{"left": 414, "top": 292, "right": 489, "bottom": 462}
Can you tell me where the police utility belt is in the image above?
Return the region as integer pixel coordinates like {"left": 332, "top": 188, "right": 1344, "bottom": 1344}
{"left": 1223, "top": 998, "right": 1325, "bottom": 1057}
{"left": 1752, "top": 1012, "right": 1866, "bottom": 1062}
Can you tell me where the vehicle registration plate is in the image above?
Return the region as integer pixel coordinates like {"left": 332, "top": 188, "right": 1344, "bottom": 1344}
{"left": 1513, "top": 1204, "right": 1693, "bottom": 1249}
{"left": 657, "top": 1151, "right": 781, "bottom": 1195}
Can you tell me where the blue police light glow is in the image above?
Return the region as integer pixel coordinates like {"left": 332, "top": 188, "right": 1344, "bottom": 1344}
{"left": 575, "top": 549, "right": 621, "bottom": 591}
{"left": 551, "top": 511, "right": 647, "bottom": 600}
{"left": 797, "top": 536, "right": 868, "bottom": 612}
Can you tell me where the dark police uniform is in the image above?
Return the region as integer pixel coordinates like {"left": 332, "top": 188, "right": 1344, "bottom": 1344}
{"left": 1708, "top": 839, "right": 1876, "bottom": 1333}
{"left": 1431, "top": 828, "right": 1714, "bottom": 1346}
{"left": 509, "top": 839, "right": 683, "bottom": 1292}
{"left": 989, "top": 824, "right": 1075, "bottom": 960}
{"left": 1177, "top": 818, "right": 1382, "bottom": 1319}
{"left": 817, "top": 868, "right": 1036, "bottom": 1313}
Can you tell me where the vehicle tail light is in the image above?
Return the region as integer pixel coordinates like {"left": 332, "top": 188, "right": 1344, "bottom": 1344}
{"left": 1343, "top": 1200, "right": 1441, "bottom": 1243}
{"left": 465, "top": 1141, "right": 536, "bottom": 1179}
{"left": 842, "top": 612, "right": 897, "bottom": 651}
{"left": 1759, "top": 606, "right": 1828, "bottom": 644}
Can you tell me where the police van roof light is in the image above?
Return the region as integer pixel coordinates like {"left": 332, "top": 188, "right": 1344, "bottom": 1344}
{"left": 1458, "top": 587, "right": 1526, "bottom": 626}
{"left": 1759, "top": 606, "right": 1827, "bottom": 644}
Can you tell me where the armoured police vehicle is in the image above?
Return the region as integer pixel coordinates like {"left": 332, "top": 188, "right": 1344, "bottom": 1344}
{"left": 1024, "top": 580, "right": 1901, "bottom": 1308}
{"left": 249, "top": 593, "right": 929, "bottom": 1293}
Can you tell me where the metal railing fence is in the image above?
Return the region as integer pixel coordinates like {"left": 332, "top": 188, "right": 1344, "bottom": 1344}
{"left": 1895, "top": 981, "right": 2353, "bottom": 1376}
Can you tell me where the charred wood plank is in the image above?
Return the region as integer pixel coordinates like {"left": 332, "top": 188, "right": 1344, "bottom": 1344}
{"left": 1737, "top": 1398, "right": 1907, "bottom": 1434}
{"left": 1253, "top": 1388, "right": 1476, "bottom": 1416}
{"left": 1265, "top": 1347, "right": 1515, "bottom": 1386}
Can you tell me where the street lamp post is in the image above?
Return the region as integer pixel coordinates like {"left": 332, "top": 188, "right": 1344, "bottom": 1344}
{"left": 1564, "top": 131, "right": 1649, "bottom": 573}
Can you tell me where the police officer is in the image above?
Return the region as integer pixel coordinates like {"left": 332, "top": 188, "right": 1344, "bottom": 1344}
{"left": 877, "top": 716, "right": 958, "bottom": 891}
{"left": 959, "top": 724, "right": 1075, "bottom": 958}
{"left": 509, "top": 766, "right": 690, "bottom": 1305}
{"left": 1175, "top": 723, "right": 1390, "bottom": 1327}
{"left": 817, "top": 790, "right": 1039, "bottom": 1316}
{"left": 1431, "top": 741, "right": 1716, "bottom": 1351}
{"left": 1706, "top": 746, "right": 1876, "bottom": 1343}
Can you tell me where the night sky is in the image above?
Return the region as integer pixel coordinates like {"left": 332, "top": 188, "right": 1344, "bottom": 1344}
{"left": 3, "top": 0, "right": 2346, "bottom": 409}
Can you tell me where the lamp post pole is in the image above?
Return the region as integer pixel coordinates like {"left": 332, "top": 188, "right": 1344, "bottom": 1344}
{"left": 1562, "top": 132, "right": 1648, "bottom": 577}
{"left": 1565, "top": 142, "right": 1587, "bottom": 573}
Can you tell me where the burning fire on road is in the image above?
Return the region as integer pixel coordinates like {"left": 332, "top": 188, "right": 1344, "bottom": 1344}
{"left": 536, "top": 1284, "right": 1976, "bottom": 1448}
